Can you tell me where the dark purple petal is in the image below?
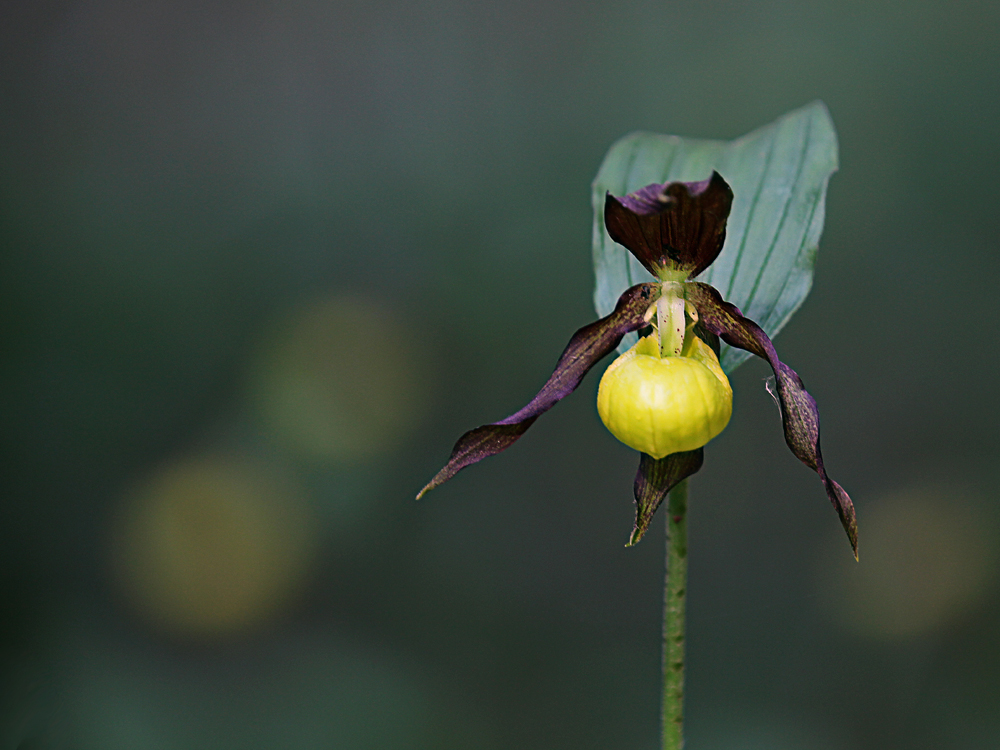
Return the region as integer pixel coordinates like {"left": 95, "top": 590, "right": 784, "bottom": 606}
{"left": 629, "top": 450, "right": 704, "bottom": 546}
{"left": 604, "top": 171, "right": 734, "bottom": 278}
{"left": 686, "top": 282, "right": 859, "bottom": 558}
{"left": 417, "top": 282, "right": 661, "bottom": 500}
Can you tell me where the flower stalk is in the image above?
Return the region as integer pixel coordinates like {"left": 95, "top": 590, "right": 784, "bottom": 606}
{"left": 658, "top": 283, "right": 689, "bottom": 748}
{"left": 662, "top": 478, "right": 688, "bottom": 750}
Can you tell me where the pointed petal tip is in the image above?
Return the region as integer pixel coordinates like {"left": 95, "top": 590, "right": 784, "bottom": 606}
{"left": 415, "top": 475, "right": 442, "bottom": 500}
{"left": 834, "top": 481, "right": 859, "bottom": 561}
{"left": 836, "top": 506, "right": 859, "bottom": 561}
{"left": 839, "top": 506, "right": 858, "bottom": 560}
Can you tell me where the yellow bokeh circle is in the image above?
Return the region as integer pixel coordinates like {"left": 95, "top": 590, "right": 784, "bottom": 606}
{"left": 248, "top": 295, "right": 427, "bottom": 464}
{"left": 820, "top": 487, "right": 996, "bottom": 640}
{"left": 110, "top": 455, "right": 317, "bottom": 638}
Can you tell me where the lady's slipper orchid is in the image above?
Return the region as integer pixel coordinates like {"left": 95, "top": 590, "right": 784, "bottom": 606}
{"left": 418, "top": 172, "right": 857, "bottom": 557}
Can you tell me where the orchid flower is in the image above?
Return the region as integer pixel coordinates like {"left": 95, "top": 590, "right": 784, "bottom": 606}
{"left": 418, "top": 172, "right": 857, "bottom": 557}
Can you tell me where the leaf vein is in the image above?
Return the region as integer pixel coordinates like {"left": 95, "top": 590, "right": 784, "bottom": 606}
{"left": 724, "top": 133, "right": 777, "bottom": 301}
{"left": 743, "top": 114, "right": 814, "bottom": 313}
{"left": 761, "top": 184, "right": 824, "bottom": 334}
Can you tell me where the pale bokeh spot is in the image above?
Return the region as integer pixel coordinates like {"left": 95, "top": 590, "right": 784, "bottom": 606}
{"left": 819, "top": 487, "right": 997, "bottom": 640}
{"left": 248, "top": 294, "right": 427, "bottom": 464}
{"left": 110, "top": 455, "right": 318, "bottom": 638}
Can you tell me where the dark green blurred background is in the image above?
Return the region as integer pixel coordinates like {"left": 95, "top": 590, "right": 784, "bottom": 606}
{"left": 3, "top": 1, "right": 999, "bottom": 748}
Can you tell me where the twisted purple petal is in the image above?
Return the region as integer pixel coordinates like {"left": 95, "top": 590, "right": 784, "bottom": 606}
{"left": 417, "top": 282, "right": 661, "bottom": 500}
{"left": 687, "top": 281, "right": 859, "bottom": 558}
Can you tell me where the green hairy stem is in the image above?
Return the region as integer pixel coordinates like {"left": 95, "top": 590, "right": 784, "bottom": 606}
{"left": 662, "top": 479, "right": 688, "bottom": 750}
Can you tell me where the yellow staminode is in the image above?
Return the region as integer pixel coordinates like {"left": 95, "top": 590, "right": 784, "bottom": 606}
{"left": 597, "top": 334, "right": 732, "bottom": 459}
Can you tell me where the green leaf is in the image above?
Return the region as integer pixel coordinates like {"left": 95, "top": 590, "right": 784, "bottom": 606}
{"left": 592, "top": 101, "right": 838, "bottom": 372}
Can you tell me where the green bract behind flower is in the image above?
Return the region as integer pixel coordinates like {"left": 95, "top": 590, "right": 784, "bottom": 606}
{"left": 598, "top": 334, "right": 732, "bottom": 459}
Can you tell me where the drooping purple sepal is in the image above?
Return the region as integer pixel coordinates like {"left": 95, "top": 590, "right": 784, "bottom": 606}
{"left": 686, "top": 282, "right": 859, "bottom": 558}
{"left": 416, "top": 282, "right": 661, "bottom": 500}
{"left": 604, "top": 172, "right": 734, "bottom": 278}
{"left": 630, "top": 450, "right": 704, "bottom": 546}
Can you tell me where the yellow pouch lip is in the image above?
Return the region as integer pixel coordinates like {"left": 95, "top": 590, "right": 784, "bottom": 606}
{"left": 598, "top": 334, "right": 732, "bottom": 458}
